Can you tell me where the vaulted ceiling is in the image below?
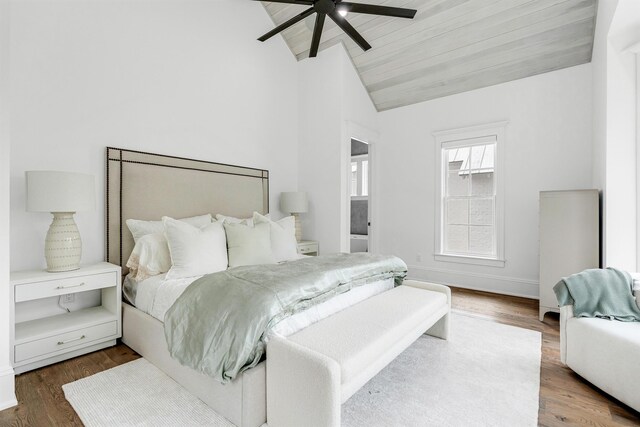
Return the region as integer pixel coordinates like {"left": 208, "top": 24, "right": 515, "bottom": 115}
{"left": 261, "top": 0, "right": 597, "bottom": 111}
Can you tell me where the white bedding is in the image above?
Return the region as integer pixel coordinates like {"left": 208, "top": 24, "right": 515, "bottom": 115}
{"left": 126, "top": 271, "right": 394, "bottom": 339}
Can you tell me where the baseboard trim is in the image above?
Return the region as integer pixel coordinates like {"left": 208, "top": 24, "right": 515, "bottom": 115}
{"left": 407, "top": 265, "right": 539, "bottom": 299}
{"left": 0, "top": 365, "right": 17, "bottom": 411}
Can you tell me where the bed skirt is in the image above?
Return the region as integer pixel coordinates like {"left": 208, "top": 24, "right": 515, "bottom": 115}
{"left": 121, "top": 302, "right": 266, "bottom": 427}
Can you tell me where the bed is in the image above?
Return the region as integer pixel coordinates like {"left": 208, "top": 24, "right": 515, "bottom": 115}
{"left": 106, "top": 148, "right": 402, "bottom": 426}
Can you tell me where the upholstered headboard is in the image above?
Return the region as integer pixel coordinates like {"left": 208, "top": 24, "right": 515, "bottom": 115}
{"left": 106, "top": 147, "right": 269, "bottom": 275}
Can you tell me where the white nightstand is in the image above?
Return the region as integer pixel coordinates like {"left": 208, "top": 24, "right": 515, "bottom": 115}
{"left": 10, "top": 262, "right": 121, "bottom": 374}
{"left": 298, "top": 241, "right": 319, "bottom": 256}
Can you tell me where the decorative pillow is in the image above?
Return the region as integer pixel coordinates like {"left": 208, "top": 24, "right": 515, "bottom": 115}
{"left": 224, "top": 222, "right": 276, "bottom": 268}
{"left": 633, "top": 277, "right": 640, "bottom": 310}
{"left": 215, "top": 213, "right": 270, "bottom": 228}
{"left": 126, "top": 214, "right": 212, "bottom": 243}
{"left": 163, "top": 217, "right": 228, "bottom": 280}
{"left": 126, "top": 233, "right": 172, "bottom": 281}
{"left": 253, "top": 212, "right": 298, "bottom": 262}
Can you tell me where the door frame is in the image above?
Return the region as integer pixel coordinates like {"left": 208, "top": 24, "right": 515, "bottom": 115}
{"left": 341, "top": 121, "right": 379, "bottom": 253}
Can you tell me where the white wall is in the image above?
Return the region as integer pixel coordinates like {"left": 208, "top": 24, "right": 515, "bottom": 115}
{"left": 591, "top": 0, "right": 618, "bottom": 195}
{"left": 298, "top": 43, "right": 379, "bottom": 254}
{"left": 605, "top": 43, "right": 637, "bottom": 271}
{"left": 591, "top": 0, "right": 618, "bottom": 268}
{"left": 0, "top": 0, "right": 17, "bottom": 411}
{"left": 297, "top": 45, "right": 343, "bottom": 253}
{"left": 377, "top": 64, "right": 593, "bottom": 298}
{"left": 591, "top": 0, "right": 640, "bottom": 272}
{"left": 9, "top": 0, "right": 299, "bottom": 271}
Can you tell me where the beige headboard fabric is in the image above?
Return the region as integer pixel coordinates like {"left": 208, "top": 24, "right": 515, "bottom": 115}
{"left": 106, "top": 147, "right": 269, "bottom": 274}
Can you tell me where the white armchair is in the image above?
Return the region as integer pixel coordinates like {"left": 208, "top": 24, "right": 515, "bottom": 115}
{"left": 560, "top": 304, "right": 640, "bottom": 411}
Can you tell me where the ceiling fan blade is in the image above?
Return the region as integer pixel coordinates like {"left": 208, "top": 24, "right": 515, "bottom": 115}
{"left": 338, "top": 2, "right": 417, "bottom": 19}
{"left": 254, "top": 0, "right": 313, "bottom": 5}
{"left": 309, "top": 13, "right": 326, "bottom": 57}
{"left": 328, "top": 11, "right": 371, "bottom": 52}
{"left": 258, "top": 7, "right": 315, "bottom": 42}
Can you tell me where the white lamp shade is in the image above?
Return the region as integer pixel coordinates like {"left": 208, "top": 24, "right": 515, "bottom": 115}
{"left": 280, "top": 191, "right": 308, "bottom": 214}
{"left": 26, "top": 171, "right": 95, "bottom": 213}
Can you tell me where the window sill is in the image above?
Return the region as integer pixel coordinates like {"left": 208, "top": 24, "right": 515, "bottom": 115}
{"left": 434, "top": 253, "right": 505, "bottom": 268}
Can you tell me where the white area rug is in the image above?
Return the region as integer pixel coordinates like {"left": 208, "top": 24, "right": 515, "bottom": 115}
{"left": 64, "top": 313, "right": 541, "bottom": 426}
{"left": 342, "top": 313, "right": 541, "bottom": 427}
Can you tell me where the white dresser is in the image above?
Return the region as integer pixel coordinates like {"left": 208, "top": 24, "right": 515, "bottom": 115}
{"left": 539, "top": 190, "right": 599, "bottom": 321}
{"left": 10, "top": 262, "right": 121, "bottom": 373}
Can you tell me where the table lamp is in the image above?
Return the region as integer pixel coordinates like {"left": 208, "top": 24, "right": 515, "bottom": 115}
{"left": 26, "top": 171, "right": 95, "bottom": 272}
{"left": 280, "top": 191, "right": 308, "bottom": 242}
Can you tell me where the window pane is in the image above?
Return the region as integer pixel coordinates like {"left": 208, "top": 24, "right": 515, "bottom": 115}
{"left": 446, "top": 199, "right": 468, "bottom": 225}
{"left": 445, "top": 225, "right": 469, "bottom": 253}
{"left": 471, "top": 172, "right": 494, "bottom": 196}
{"left": 470, "top": 143, "right": 494, "bottom": 172}
{"left": 351, "top": 162, "right": 358, "bottom": 196}
{"left": 447, "top": 147, "right": 470, "bottom": 172}
{"left": 469, "top": 145, "right": 485, "bottom": 170}
{"left": 469, "top": 198, "right": 494, "bottom": 226}
{"left": 447, "top": 171, "right": 469, "bottom": 196}
{"left": 469, "top": 226, "right": 494, "bottom": 255}
{"left": 362, "top": 160, "right": 368, "bottom": 196}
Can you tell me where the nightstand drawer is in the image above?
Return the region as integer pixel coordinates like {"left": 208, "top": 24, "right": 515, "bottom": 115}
{"left": 14, "top": 321, "right": 117, "bottom": 363}
{"left": 298, "top": 241, "right": 319, "bottom": 255}
{"left": 299, "top": 245, "right": 315, "bottom": 254}
{"left": 14, "top": 272, "right": 116, "bottom": 303}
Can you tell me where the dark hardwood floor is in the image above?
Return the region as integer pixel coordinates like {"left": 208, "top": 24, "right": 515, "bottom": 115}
{"left": 1, "top": 287, "right": 639, "bottom": 426}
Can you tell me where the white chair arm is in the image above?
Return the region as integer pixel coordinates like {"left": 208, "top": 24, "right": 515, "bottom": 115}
{"left": 267, "top": 336, "right": 341, "bottom": 427}
{"left": 559, "top": 305, "right": 574, "bottom": 364}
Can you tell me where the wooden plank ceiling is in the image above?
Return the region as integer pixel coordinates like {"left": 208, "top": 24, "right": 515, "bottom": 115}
{"left": 261, "top": 0, "right": 597, "bottom": 111}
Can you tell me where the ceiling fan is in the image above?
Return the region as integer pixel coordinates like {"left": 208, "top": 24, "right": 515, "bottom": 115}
{"left": 256, "top": 0, "right": 417, "bottom": 57}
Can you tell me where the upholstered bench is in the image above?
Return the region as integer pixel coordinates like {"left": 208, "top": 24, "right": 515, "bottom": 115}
{"left": 266, "top": 280, "right": 451, "bottom": 427}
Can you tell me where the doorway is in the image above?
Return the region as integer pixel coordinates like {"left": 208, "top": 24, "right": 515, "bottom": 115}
{"left": 350, "top": 138, "right": 370, "bottom": 253}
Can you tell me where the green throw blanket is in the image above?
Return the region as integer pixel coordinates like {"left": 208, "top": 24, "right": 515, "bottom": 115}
{"left": 164, "top": 253, "right": 407, "bottom": 383}
{"left": 553, "top": 267, "right": 640, "bottom": 322}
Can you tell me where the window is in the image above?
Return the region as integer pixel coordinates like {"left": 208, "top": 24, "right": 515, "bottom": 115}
{"left": 351, "top": 156, "right": 369, "bottom": 198}
{"left": 434, "top": 122, "right": 506, "bottom": 267}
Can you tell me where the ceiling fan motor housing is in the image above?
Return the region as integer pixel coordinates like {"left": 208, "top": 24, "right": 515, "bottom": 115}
{"left": 315, "top": 0, "right": 336, "bottom": 14}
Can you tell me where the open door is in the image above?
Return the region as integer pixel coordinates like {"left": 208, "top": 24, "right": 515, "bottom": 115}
{"left": 349, "top": 138, "right": 370, "bottom": 253}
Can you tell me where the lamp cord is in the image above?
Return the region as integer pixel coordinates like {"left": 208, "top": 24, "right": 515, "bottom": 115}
{"left": 58, "top": 295, "right": 71, "bottom": 313}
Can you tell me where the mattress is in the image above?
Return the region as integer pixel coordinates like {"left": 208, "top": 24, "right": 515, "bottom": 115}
{"left": 125, "top": 271, "right": 394, "bottom": 340}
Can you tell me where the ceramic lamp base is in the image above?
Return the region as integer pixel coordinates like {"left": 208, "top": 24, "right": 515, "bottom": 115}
{"left": 45, "top": 212, "right": 82, "bottom": 272}
{"left": 292, "top": 213, "right": 302, "bottom": 242}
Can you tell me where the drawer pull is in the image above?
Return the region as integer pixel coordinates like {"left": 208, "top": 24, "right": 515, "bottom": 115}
{"left": 57, "top": 335, "right": 86, "bottom": 345}
{"left": 56, "top": 282, "right": 85, "bottom": 290}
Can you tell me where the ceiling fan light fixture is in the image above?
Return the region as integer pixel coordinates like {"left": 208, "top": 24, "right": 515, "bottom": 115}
{"left": 255, "top": 0, "right": 417, "bottom": 58}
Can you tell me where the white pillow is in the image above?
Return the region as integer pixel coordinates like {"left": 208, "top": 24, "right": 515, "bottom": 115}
{"left": 215, "top": 213, "right": 270, "bottom": 228}
{"left": 126, "top": 233, "right": 172, "bottom": 281}
{"left": 163, "top": 217, "right": 228, "bottom": 280}
{"left": 127, "top": 214, "right": 212, "bottom": 243}
{"left": 633, "top": 277, "right": 640, "bottom": 310}
{"left": 253, "top": 212, "right": 298, "bottom": 262}
{"left": 224, "top": 222, "right": 276, "bottom": 268}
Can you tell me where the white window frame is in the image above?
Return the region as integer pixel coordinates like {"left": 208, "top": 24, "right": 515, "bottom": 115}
{"left": 434, "top": 121, "right": 508, "bottom": 268}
